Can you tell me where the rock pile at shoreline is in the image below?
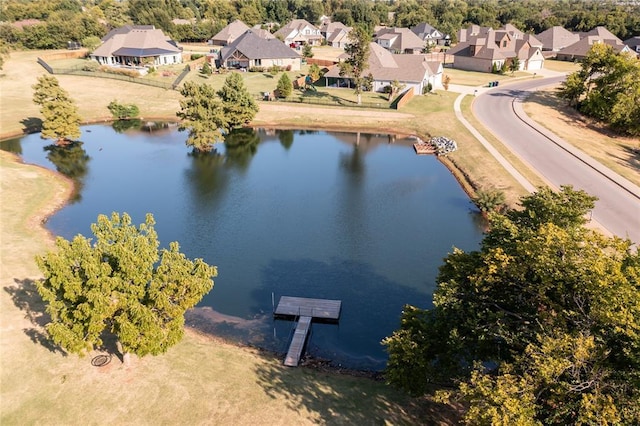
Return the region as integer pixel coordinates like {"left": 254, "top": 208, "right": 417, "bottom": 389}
{"left": 430, "top": 136, "right": 457, "bottom": 155}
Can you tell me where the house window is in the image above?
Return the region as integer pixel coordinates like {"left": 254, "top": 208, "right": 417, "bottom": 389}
{"left": 502, "top": 40, "right": 507, "bottom": 48}
{"left": 255, "top": 59, "right": 262, "bottom": 66}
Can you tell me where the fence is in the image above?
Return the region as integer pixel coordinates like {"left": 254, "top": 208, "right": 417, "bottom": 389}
{"left": 306, "top": 58, "right": 338, "bottom": 67}
{"left": 37, "top": 57, "right": 190, "bottom": 91}
{"left": 261, "top": 94, "right": 391, "bottom": 110}
{"left": 394, "top": 88, "right": 414, "bottom": 109}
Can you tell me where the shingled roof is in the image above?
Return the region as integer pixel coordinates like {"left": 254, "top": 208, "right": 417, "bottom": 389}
{"left": 93, "top": 25, "right": 180, "bottom": 58}
{"left": 324, "top": 42, "right": 436, "bottom": 85}
{"left": 219, "top": 31, "right": 300, "bottom": 62}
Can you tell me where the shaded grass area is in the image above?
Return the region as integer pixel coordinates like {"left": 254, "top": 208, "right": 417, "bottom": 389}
{"left": 0, "top": 151, "right": 460, "bottom": 425}
{"left": 523, "top": 88, "right": 640, "bottom": 187}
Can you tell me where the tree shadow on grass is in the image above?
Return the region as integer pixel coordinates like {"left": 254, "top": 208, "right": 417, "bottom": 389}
{"left": 20, "top": 117, "right": 42, "bottom": 134}
{"left": 5, "top": 278, "right": 123, "bottom": 361}
{"left": 253, "top": 359, "right": 462, "bottom": 424}
{"left": 4, "top": 278, "right": 66, "bottom": 356}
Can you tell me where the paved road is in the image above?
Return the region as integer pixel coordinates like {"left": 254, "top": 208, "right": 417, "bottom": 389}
{"left": 472, "top": 77, "right": 640, "bottom": 245}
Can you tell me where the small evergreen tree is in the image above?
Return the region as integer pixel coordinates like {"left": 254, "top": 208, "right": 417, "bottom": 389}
{"left": 217, "top": 72, "right": 259, "bottom": 128}
{"left": 276, "top": 73, "right": 292, "bottom": 98}
{"left": 302, "top": 43, "right": 313, "bottom": 58}
{"left": 32, "top": 75, "right": 81, "bottom": 144}
{"left": 200, "top": 61, "right": 212, "bottom": 76}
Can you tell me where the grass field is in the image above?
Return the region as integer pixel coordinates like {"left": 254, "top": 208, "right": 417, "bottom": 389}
{"left": 1, "top": 47, "right": 635, "bottom": 424}
{"left": 443, "top": 67, "right": 531, "bottom": 87}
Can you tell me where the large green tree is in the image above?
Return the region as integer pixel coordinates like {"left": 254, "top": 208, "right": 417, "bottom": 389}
{"left": 339, "top": 25, "right": 371, "bottom": 105}
{"left": 558, "top": 43, "right": 640, "bottom": 136}
{"left": 217, "top": 72, "right": 259, "bottom": 128}
{"left": 383, "top": 186, "right": 640, "bottom": 424}
{"left": 36, "top": 212, "right": 217, "bottom": 364}
{"left": 32, "top": 75, "right": 81, "bottom": 144}
{"left": 177, "top": 81, "right": 228, "bottom": 152}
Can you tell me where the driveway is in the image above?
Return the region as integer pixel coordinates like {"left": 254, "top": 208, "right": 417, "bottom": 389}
{"left": 469, "top": 77, "right": 640, "bottom": 245}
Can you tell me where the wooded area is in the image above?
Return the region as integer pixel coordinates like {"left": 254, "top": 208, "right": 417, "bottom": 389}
{"left": 0, "top": 0, "right": 639, "bottom": 48}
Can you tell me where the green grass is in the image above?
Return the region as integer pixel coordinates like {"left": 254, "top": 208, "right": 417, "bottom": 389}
{"left": 443, "top": 68, "right": 531, "bottom": 87}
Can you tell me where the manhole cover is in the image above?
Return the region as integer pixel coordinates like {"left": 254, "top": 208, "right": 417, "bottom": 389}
{"left": 91, "top": 354, "right": 112, "bottom": 367}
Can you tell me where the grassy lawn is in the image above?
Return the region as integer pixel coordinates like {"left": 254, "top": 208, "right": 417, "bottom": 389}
{"left": 443, "top": 67, "right": 532, "bottom": 87}
{"left": 523, "top": 88, "right": 640, "bottom": 187}
{"left": 543, "top": 59, "right": 581, "bottom": 73}
{"left": 0, "top": 151, "right": 459, "bottom": 425}
{"left": 1, "top": 46, "right": 633, "bottom": 425}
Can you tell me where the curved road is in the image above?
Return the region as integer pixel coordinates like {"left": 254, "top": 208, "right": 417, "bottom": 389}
{"left": 472, "top": 77, "right": 640, "bottom": 245}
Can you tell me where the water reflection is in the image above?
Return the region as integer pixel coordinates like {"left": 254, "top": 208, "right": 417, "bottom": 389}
{"left": 3, "top": 124, "right": 484, "bottom": 371}
{"left": 223, "top": 127, "right": 260, "bottom": 170}
{"left": 44, "top": 141, "right": 90, "bottom": 202}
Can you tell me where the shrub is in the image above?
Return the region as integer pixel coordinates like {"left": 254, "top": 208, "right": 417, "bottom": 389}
{"left": 422, "top": 83, "right": 433, "bottom": 94}
{"left": 108, "top": 100, "right": 140, "bottom": 120}
{"left": 276, "top": 73, "right": 293, "bottom": 98}
{"left": 249, "top": 66, "right": 265, "bottom": 73}
{"left": 190, "top": 53, "right": 204, "bottom": 60}
{"left": 473, "top": 189, "right": 506, "bottom": 213}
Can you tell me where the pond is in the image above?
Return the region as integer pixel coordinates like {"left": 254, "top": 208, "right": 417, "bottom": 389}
{"left": 2, "top": 124, "right": 484, "bottom": 371}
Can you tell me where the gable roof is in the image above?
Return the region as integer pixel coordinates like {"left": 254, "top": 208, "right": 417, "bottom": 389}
{"left": 93, "top": 25, "right": 180, "bottom": 58}
{"left": 535, "top": 26, "right": 581, "bottom": 51}
{"left": 274, "top": 18, "right": 322, "bottom": 41}
{"left": 411, "top": 22, "right": 444, "bottom": 40}
{"left": 624, "top": 36, "right": 640, "bottom": 50}
{"left": 558, "top": 36, "right": 628, "bottom": 57}
{"left": 324, "top": 42, "right": 437, "bottom": 84}
{"left": 375, "top": 27, "right": 424, "bottom": 52}
{"left": 582, "top": 26, "right": 621, "bottom": 42}
{"left": 210, "top": 19, "right": 250, "bottom": 45}
{"left": 219, "top": 31, "right": 301, "bottom": 62}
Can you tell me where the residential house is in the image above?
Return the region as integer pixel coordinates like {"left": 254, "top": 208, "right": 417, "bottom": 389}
{"left": 556, "top": 26, "right": 628, "bottom": 61}
{"left": 624, "top": 36, "right": 640, "bottom": 54}
{"left": 374, "top": 27, "right": 425, "bottom": 54}
{"left": 448, "top": 28, "right": 545, "bottom": 72}
{"left": 218, "top": 30, "right": 301, "bottom": 71}
{"left": 411, "top": 22, "right": 450, "bottom": 46}
{"left": 274, "top": 19, "right": 323, "bottom": 47}
{"left": 91, "top": 25, "right": 182, "bottom": 68}
{"left": 324, "top": 42, "right": 443, "bottom": 95}
{"left": 209, "top": 19, "right": 250, "bottom": 47}
{"left": 535, "top": 26, "right": 580, "bottom": 52}
{"left": 319, "top": 20, "right": 352, "bottom": 48}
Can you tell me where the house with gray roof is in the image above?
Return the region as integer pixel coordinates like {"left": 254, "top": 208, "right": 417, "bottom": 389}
{"left": 209, "top": 19, "right": 275, "bottom": 47}
{"left": 91, "top": 25, "right": 182, "bottom": 68}
{"left": 411, "top": 23, "right": 450, "bottom": 46}
{"left": 374, "top": 27, "right": 425, "bottom": 54}
{"left": 624, "top": 36, "right": 640, "bottom": 54}
{"left": 553, "top": 26, "right": 628, "bottom": 61}
{"left": 324, "top": 42, "right": 442, "bottom": 95}
{"left": 319, "top": 21, "right": 352, "bottom": 48}
{"left": 448, "top": 28, "right": 544, "bottom": 72}
{"left": 535, "top": 26, "right": 580, "bottom": 52}
{"left": 274, "top": 19, "right": 323, "bottom": 47}
{"left": 218, "top": 31, "right": 301, "bottom": 71}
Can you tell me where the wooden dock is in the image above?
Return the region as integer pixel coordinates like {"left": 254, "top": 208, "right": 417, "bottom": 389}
{"left": 284, "top": 315, "right": 312, "bottom": 367}
{"left": 274, "top": 296, "right": 342, "bottom": 367}
{"left": 413, "top": 143, "right": 436, "bottom": 155}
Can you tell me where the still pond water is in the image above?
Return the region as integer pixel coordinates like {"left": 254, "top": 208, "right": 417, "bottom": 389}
{"left": 3, "top": 124, "right": 484, "bottom": 370}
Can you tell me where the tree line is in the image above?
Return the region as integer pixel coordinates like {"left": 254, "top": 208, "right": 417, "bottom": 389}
{"left": 1, "top": 0, "right": 639, "bottom": 49}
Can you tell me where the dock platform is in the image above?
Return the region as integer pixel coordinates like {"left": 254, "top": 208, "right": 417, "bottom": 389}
{"left": 274, "top": 296, "right": 342, "bottom": 367}
{"left": 274, "top": 296, "right": 341, "bottom": 320}
{"left": 413, "top": 143, "right": 435, "bottom": 155}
